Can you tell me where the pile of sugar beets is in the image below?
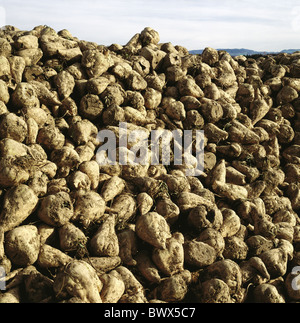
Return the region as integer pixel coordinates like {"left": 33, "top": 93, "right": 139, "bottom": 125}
{"left": 0, "top": 25, "right": 299, "bottom": 303}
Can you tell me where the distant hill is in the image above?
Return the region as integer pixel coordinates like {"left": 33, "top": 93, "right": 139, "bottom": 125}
{"left": 189, "top": 48, "right": 300, "bottom": 57}
{"left": 280, "top": 49, "right": 300, "bottom": 54}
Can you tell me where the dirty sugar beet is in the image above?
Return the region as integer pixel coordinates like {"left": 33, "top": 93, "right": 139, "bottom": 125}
{"left": 0, "top": 25, "right": 299, "bottom": 303}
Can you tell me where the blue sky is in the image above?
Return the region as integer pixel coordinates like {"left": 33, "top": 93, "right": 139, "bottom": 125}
{"left": 0, "top": 0, "right": 299, "bottom": 51}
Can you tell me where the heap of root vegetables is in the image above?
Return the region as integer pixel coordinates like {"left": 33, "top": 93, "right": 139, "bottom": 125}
{"left": 0, "top": 25, "right": 299, "bottom": 303}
